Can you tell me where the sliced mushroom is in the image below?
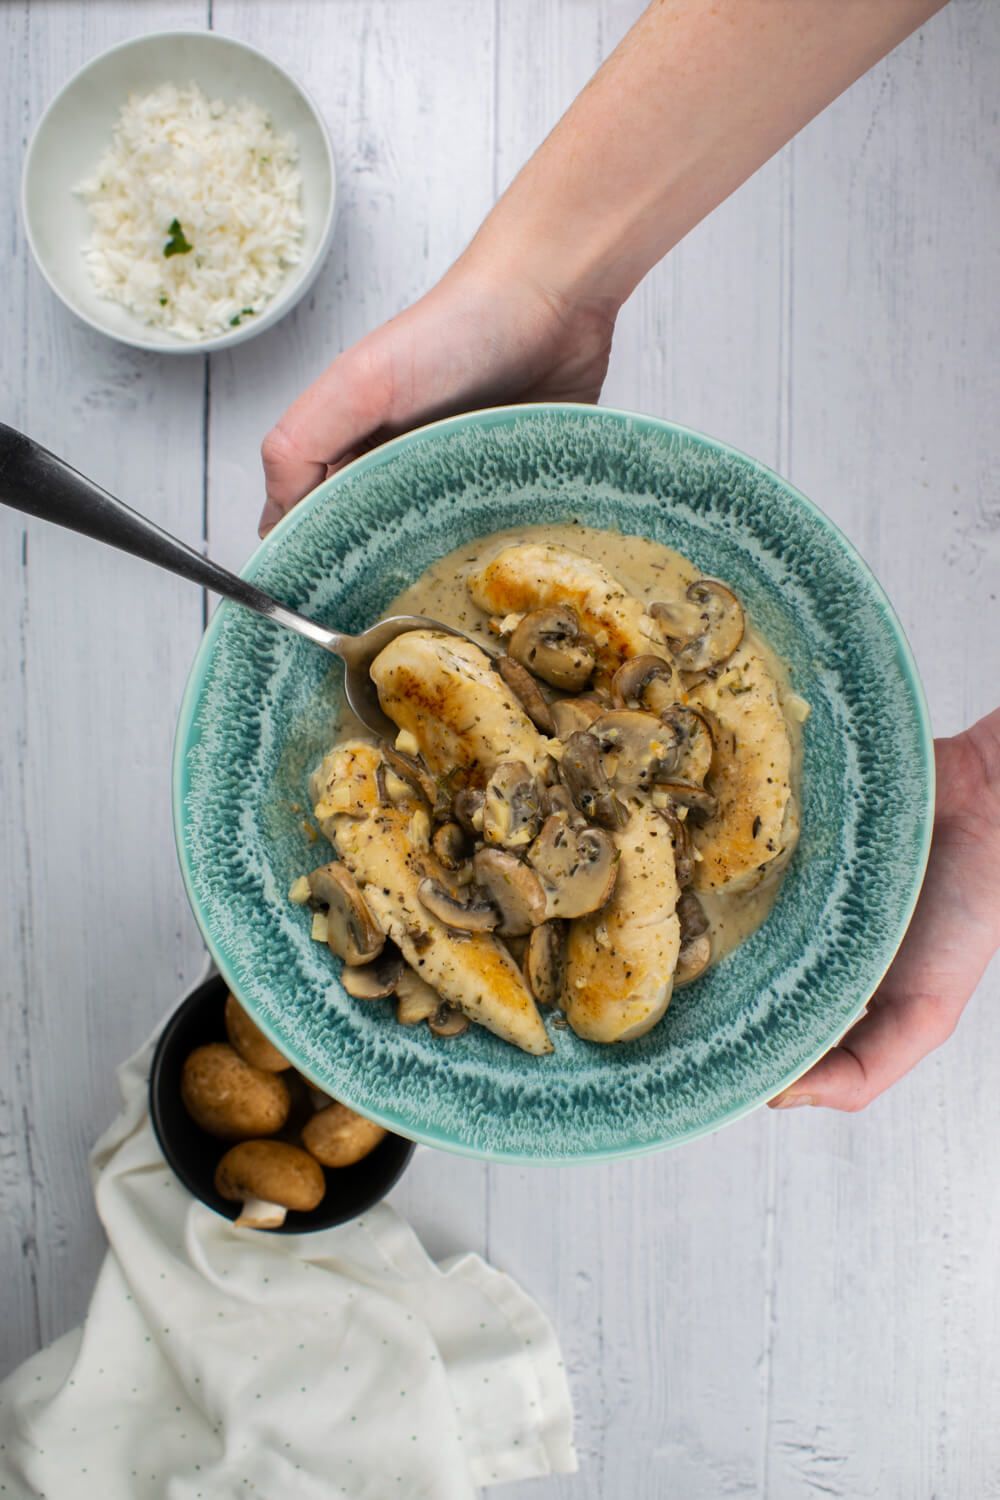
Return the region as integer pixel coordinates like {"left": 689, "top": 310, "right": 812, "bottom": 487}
{"left": 588, "top": 710, "right": 681, "bottom": 794}
{"left": 432, "top": 820, "right": 469, "bottom": 870}
{"left": 341, "top": 946, "right": 405, "bottom": 1000}
{"left": 527, "top": 812, "right": 619, "bottom": 919}
{"left": 651, "top": 580, "right": 745, "bottom": 672}
{"left": 495, "top": 656, "right": 556, "bottom": 735}
{"left": 417, "top": 876, "right": 499, "bottom": 932}
{"left": 658, "top": 803, "right": 694, "bottom": 888}
{"left": 453, "top": 787, "right": 485, "bottom": 836}
{"left": 658, "top": 705, "right": 714, "bottom": 785}
{"left": 472, "top": 848, "right": 547, "bottom": 935}
{"left": 428, "top": 1003, "right": 470, "bottom": 1037}
{"left": 675, "top": 932, "right": 711, "bottom": 987}
{"left": 656, "top": 780, "right": 718, "bottom": 818}
{"left": 308, "top": 863, "right": 385, "bottom": 965}
{"left": 215, "top": 1139, "right": 325, "bottom": 1229}
{"left": 675, "top": 892, "right": 711, "bottom": 986}
{"left": 395, "top": 968, "right": 442, "bottom": 1025}
{"left": 611, "top": 655, "right": 680, "bottom": 714}
{"left": 381, "top": 744, "right": 447, "bottom": 816}
{"left": 502, "top": 933, "right": 530, "bottom": 966}
{"left": 558, "top": 731, "right": 628, "bottom": 830}
{"left": 550, "top": 697, "right": 603, "bottom": 739}
{"left": 524, "top": 921, "right": 566, "bottom": 1007}
{"left": 483, "top": 760, "right": 542, "bottom": 850}
{"left": 508, "top": 606, "right": 596, "bottom": 691}
{"left": 539, "top": 782, "right": 581, "bottom": 821}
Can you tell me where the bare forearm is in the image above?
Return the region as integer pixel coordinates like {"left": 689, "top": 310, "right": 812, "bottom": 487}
{"left": 469, "top": 0, "right": 946, "bottom": 309}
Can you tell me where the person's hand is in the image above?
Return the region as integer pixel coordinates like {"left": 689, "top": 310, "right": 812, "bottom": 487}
{"left": 260, "top": 0, "right": 946, "bottom": 535}
{"left": 258, "top": 260, "right": 615, "bottom": 535}
{"left": 770, "top": 706, "right": 1000, "bottom": 1112}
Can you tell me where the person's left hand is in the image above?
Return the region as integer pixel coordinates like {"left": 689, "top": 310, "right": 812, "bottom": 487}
{"left": 769, "top": 705, "right": 1000, "bottom": 1112}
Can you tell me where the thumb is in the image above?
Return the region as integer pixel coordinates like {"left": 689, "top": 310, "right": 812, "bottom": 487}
{"left": 259, "top": 332, "right": 394, "bottom": 535}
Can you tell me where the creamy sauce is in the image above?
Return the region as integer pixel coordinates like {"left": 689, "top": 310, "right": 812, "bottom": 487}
{"left": 352, "top": 522, "right": 803, "bottom": 973}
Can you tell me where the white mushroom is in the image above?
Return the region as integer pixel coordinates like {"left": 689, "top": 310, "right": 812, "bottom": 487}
{"left": 674, "top": 892, "right": 712, "bottom": 986}
{"left": 428, "top": 1003, "right": 471, "bottom": 1037}
{"left": 588, "top": 709, "right": 681, "bottom": 794}
{"left": 610, "top": 655, "right": 680, "bottom": 714}
{"left": 558, "top": 731, "right": 627, "bottom": 830}
{"left": 527, "top": 812, "right": 619, "bottom": 919}
{"left": 432, "top": 820, "right": 470, "bottom": 870}
{"left": 472, "top": 848, "right": 548, "bottom": 935}
{"left": 508, "top": 606, "right": 596, "bottom": 691}
{"left": 308, "top": 863, "right": 385, "bottom": 965}
{"left": 341, "top": 947, "right": 405, "bottom": 1000}
{"left": 483, "top": 760, "right": 542, "bottom": 850}
{"left": 658, "top": 705, "right": 715, "bottom": 785}
{"left": 524, "top": 921, "right": 566, "bottom": 1007}
{"left": 651, "top": 580, "right": 745, "bottom": 672}
{"left": 656, "top": 780, "right": 718, "bottom": 818}
{"left": 395, "top": 968, "right": 442, "bottom": 1025}
{"left": 495, "top": 656, "right": 557, "bottom": 735}
{"left": 417, "top": 876, "right": 499, "bottom": 933}
{"left": 452, "top": 787, "right": 485, "bottom": 836}
{"left": 550, "top": 697, "right": 603, "bottom": 739}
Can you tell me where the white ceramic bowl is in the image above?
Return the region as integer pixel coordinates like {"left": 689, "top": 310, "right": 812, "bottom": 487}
{"left": 22, "top": 30, "right": 337, "bottom": 354}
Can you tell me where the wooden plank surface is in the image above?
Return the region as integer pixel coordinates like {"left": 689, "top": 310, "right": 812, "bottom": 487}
{"left": 1, "top": 3, "right": 998, "bottom": 1497}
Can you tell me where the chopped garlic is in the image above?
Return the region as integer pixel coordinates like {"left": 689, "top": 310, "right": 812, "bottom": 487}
{"left": 592, "top": 628, "right": 609, "bottom": 648}
{"left": 497, "top": 613, "right": 524, "bottom": 636}
{"left": 408, "top": 808, "right": 431, "bottom": 849}
{"left": 784, "top": 693, "right": 812, "bottom": 723}
{"left": 395, "top": 729, "right": 420, "bottom": 757}
{"left": 288, "top": 875, "right": 311, "bottom": 905}
{"left": 384, "top": 771, "right": 413, "bottom": 803}
{"left": 311, "top": 910, "right": 329, "bottom": 942}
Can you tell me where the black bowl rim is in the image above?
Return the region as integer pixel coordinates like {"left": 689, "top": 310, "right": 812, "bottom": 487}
{"left": 148, "top": 972, "right": 417, "bottom": 1232}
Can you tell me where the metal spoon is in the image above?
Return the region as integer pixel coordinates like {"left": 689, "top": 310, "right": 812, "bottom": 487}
{"left": 0, "top": 423, "right": 473, "bottom": 740}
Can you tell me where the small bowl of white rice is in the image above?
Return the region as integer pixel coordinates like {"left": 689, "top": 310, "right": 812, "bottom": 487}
{"left": 21, "top": 31, "right": 336, "bottom": 353}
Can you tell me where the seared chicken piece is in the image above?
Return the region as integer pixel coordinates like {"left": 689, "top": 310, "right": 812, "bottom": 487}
{"left": 312, "top": 741, "right": 552, "bottom": 1055}
{"left": 467, "top": 542, "right": 677, "bottom": 683}
{"left": 563, "top": 802, "right": 680, "bottom": 1044}
{"left": 689, "top": 646, "right": 799, "bottom": 894}
{"left": 370, "top": 630, "right": 551, "bottom": 786}
{"left": 312, "top": 741, "right": 382, "bottom": 825}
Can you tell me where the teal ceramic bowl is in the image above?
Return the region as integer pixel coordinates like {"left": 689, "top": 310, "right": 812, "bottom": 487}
{"left": 174, "top": 405, "right": 933, "bottom": 1163}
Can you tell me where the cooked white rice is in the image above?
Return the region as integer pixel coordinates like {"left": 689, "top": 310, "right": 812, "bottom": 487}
{"left": 76, "top": 82, "right": 304, "bottom": 341}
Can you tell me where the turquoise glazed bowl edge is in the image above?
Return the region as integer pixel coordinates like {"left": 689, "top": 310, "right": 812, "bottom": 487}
{"left": 173, "top": 403, "right": 934, "bottom": 1164}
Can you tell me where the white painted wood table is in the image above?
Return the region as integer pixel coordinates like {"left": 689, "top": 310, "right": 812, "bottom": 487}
{"left": 2, "top": 3, "right": 998, "bottom": 1495}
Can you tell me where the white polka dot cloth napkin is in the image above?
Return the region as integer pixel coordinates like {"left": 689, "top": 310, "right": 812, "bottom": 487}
{"left": 0, "top": 997, "right": 575, "bottom": 1498}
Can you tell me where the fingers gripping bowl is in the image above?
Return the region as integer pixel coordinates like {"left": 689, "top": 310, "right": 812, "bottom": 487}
{"left": 174, "top": 406, "right": 933, "bottom": 1163}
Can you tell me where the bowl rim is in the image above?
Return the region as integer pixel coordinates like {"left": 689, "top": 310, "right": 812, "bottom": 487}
{"left": 148, "top": 971, "right": 418, "bottom": 1230}
{"left": 20, "top": 27, "right": 338, "bottom": 356}
{"left": 172, "top": 401, "right": 935, "bottom": 1163}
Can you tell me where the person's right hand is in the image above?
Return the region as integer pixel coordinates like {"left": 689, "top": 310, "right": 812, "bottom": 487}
{"left": 258, "top": 260, "right": 616, "bottom": 535}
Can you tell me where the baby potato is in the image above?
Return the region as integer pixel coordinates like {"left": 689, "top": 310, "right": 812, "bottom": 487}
{"left": 181, "top": 1043, "right": 290, "bottom": 1140}
{"left": 302, "top": 1101, "right": 386, "bottom": 1167}
{"left": 224, "top": 992, "right": 291, "bottom": 1072}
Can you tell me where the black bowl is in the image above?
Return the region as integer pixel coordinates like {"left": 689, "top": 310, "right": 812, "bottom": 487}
{"left": 149, "top": 974, "right": 416, "bottom": 1232}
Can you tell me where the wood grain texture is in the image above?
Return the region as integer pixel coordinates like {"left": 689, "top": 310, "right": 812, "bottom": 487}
{"left": 1, "top": 3, "right": 998, "bottom": 1497}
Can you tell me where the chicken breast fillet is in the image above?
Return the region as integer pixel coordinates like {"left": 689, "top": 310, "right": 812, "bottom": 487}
{"left": 467, "top": 542, "right": 676, "bottom": 683}
{"left": 563, "top": 802, "right": 681, "bottom": 1044}
{"left": 311, "top": 741, "right": 552, "bottom": 1055}
{"left": 370, "top": 630, "right": 551, "bottom": 785}
{"left": 689, "top": 646, "right": 799, "bottom": 894}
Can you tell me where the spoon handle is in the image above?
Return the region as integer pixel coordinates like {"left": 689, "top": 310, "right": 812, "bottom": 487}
{"left": 0, "top": 423, "right": 342, "bottom": 652}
